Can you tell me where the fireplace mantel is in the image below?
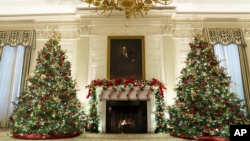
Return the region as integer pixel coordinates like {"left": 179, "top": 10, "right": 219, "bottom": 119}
{"left": 96, "top": 86, "right": 157, "bottom": 133}
{"left": 97, "top": 86, "right": 155, "bottom": 100}
{"left": 85, "top": 78, "right": 167, "bottom": 133}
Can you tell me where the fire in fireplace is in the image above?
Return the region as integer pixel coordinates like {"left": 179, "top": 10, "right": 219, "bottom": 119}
{"left": 106, "top": 100, "right": 147, "bottom": 133}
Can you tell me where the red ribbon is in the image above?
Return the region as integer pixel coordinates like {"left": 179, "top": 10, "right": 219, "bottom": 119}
{"left": 86, "top": 91, "right": 91, "bottom": 99}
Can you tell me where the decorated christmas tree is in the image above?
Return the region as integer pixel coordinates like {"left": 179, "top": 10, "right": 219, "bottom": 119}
{"left": 9, "top": 34, "right": 87, "bottom": 139}
{"left": 167, "top": 35, "right": 250, "bottom": 139}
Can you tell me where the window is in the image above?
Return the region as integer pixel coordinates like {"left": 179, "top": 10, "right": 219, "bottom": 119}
{"left": 0, "top": 45, "right": 25, "bottom": 127}
{"left": 214, "top": 44, "right": 246, "bottom": 113}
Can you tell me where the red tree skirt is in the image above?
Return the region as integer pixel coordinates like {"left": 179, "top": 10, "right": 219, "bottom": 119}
{"left": 169, "top": 132, "right": 229, "bottom": 141}
{"left": 12, "top": 132, "right": 80, "bottom": 140}
{"left": 196, "top": 136, "right": 229, "bottom": 141}
{"left": 170, "top": 132, "right": 197, "bottom": 140}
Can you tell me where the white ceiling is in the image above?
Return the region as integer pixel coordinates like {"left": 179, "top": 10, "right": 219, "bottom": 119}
{"left": 0, "top": 0, "right": 250, "bottom": 27}
{"left": 0, "top": 0, "right": 250, "bottom": 15}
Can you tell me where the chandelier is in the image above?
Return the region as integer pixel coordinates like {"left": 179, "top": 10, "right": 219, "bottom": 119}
{"left": 81, "top": 0, "right": 173, "bottom": 19}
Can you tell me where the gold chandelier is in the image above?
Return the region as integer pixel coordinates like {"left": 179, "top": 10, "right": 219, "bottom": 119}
{"left": 81, "top": 0, "right": 173, "bottom": 19}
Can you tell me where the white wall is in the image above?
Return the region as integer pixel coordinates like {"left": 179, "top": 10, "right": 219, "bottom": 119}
{"left": 76, "top": 37, "right": 89, "bottom": 109}
{"left": 29, "top": 33, "right": 192, "bottom": 109}
{"left": 29, "top": 28, "right": 250, "bottom": 110}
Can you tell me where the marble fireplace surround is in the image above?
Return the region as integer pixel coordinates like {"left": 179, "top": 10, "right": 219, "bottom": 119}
{"left": 95, "top": 86, "right": 158, "bottom": 133}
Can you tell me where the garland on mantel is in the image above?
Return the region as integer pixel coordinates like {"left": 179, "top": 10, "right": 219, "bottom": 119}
{"left": 85, "top": 78, "right": 167, "bottom": 133}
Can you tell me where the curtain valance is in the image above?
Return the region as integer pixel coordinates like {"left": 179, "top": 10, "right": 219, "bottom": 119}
{"left": 204, "top": 28, "right": 246, "bottom": 46}
{"left": 0, "top": 30, "right": 36, "bottom": 60}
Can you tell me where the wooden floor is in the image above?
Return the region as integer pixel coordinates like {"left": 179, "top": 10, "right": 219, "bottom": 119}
{"left": 0, "top": 128, "right": 192, "bottom": 141}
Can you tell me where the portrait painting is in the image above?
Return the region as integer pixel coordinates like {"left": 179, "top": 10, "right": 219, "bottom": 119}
{"left": 107, "top": 36, "right": 145, "bottom": 80}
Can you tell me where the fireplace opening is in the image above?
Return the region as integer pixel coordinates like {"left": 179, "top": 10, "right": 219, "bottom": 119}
{"left": 106, "top": 100, "right": 147, "bottom": 133}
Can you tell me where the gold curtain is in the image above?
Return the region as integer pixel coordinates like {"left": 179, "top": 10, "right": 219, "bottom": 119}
{"left": 204, "top": 28, "right": 250, "bottom": 115}
{"left": 0, "top": 30, "right": 36, "bottom": 92}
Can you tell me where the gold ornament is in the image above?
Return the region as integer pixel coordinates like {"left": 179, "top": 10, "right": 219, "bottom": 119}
{"left": 188, "top": 114, "right": 194, "bottom": 118}
{"left": 37, "top": 104, "right": 41, "bottom": 109}
{"left": 52, "top": 111, "right": 56, "bottom": 118}
{"left": 41, "top": 74, "right": 46, "bottom": 79}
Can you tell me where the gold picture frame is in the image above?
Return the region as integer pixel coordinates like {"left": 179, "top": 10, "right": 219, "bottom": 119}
{"left": 107, "top": 36, "right": 145, "bottom": 80}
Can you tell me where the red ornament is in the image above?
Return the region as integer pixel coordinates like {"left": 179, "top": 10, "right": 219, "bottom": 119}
{"left": 9, "top": 116, "right": 13, "bottom": 120}
{"left": 63, "top": 106, "right": 67, "bottom": 109}
{"left": 220, "top": 109, "right": 224, "bottom": 113}
{"left": 25, "top": 114, "right": 31, "bottom": 117}
{"left": 210, "top": 127, "right": 215, "bottom": 131}
{"left": 237, "top": 112, "right": 242, "bottom": 117}
{"left": 204, "top": 125, "right": 209, "bottom": 129}
{"left": 201, "top": 81, "right": 206, "bottom": 86}
{"left": 64, "top": 77, "right": 69, "bottom": 81}
{"left": 158, "top": 124, "right": 163, "bottom": 127}
{"left": 224, "top": 100, "right": 228, "bottom": 104}
{"left": 218, "top": 125, "right": 222, "bottom": 130}
{"left": 46, "top": 73, "right": 51, "bottom": 77}
{"left": 59, "top": 61, "right": 63, "bottom": 66}
{"left": 44, "top": 118, "right": 49, "bottom": 122}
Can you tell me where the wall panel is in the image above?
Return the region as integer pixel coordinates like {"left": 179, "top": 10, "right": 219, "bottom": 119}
{"left": 88, "top": 36, "right": 107, "bottom": 81}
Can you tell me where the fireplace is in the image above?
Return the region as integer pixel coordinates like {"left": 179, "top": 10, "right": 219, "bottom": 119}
{"left": 95, "top": 86, "right": 157, "bottom": 133}
{"left": 106, "top": 100, "right": 147, "bottom": 133}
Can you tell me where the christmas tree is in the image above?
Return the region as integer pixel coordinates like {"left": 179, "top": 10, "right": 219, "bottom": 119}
{"left": 9, "top": 35, "right": 87, "bottom": 139}
{"left": 167, "top": 35, "right": 250, "bottom": 139}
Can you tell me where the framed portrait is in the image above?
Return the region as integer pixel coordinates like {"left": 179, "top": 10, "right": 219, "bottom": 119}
{"left": 107, "top": 36, "right": 145, "bottom": 80}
